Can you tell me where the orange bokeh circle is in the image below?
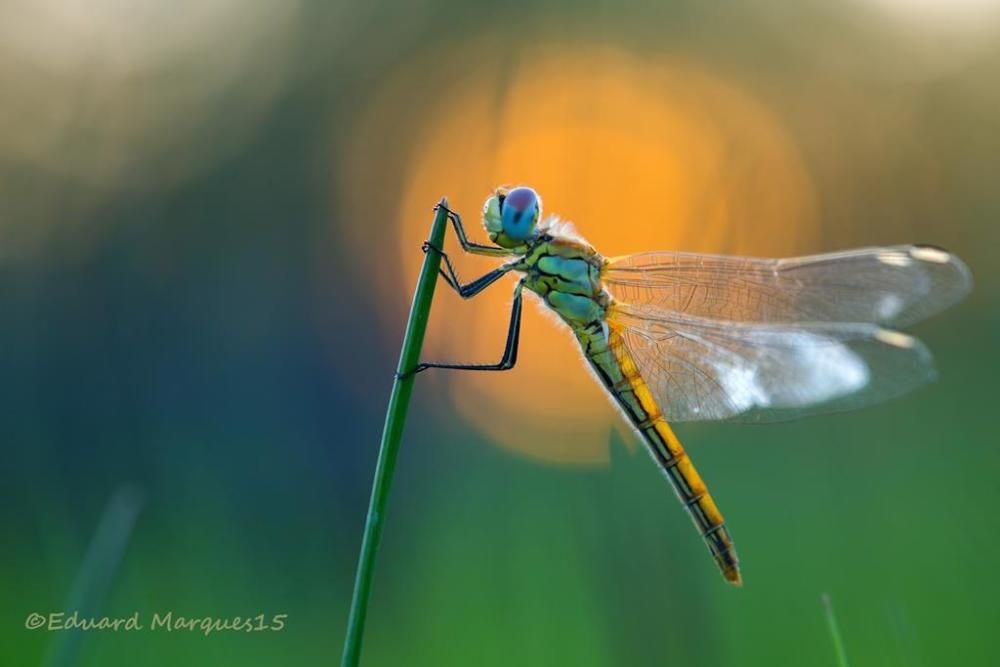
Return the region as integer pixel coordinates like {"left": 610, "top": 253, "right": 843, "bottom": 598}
{"left": 340, "top": 44, "right": 819, "bottom": 465}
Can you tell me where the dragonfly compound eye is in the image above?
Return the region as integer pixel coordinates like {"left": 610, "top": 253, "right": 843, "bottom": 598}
{"left": 500, "top": 186, "right": 540, "bottom": 241}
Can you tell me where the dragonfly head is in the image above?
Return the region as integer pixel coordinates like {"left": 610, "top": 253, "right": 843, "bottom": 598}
{"left": 482, "top": 186, "right": 540, "bottom": 248}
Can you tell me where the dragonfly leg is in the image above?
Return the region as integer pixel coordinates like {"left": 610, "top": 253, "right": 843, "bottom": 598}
{"left": 401, "top": 281, "right": 524, "bottom": 378}
{"left": 422, "top": 241, "right": 512, "bottom": 298}
{"left": 435, "top": 203, "right": 513, "bottom": 258}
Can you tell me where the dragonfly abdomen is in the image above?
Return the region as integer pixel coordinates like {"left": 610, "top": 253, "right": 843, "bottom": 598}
{"left": 578, "top": 320, "right": 742, "bottom": 586}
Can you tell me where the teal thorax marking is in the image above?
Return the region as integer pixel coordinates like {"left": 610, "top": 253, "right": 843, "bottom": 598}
{"left": 513, "top": 232, "right": 610, "bottom": 328}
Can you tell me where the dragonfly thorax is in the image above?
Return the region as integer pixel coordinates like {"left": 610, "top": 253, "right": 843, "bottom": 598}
{"left": 515, "top": 233, "right": 611, "bottom": 327}
{"left": 483, "top": 185, "right": 611, "bottom": 326}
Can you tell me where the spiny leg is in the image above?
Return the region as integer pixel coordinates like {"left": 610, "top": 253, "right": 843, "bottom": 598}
{"left": 401, "top": 281, "right": 524, "bottom": 378}
{"left": 436, "top": 203, "right": 512, "bottom": 258}
{"left": 422, "top": 241, "right": 513, "bottom": 299}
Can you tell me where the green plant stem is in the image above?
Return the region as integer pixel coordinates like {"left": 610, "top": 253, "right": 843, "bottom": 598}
{"left": 45, "top": 486, "right": 144, "bottom": 667}
{"left": 822, "top": 593, "right": 850, "bottom": 667}
{"left": 341, "top": 198, "right": 451, "bottom": 667}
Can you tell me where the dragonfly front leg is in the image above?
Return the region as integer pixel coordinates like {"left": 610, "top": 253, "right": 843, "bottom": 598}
{"left": 404, "top": 281, "right": 524, "bottom": 377}
{"left": 437, "top": 204, "right": 512, "bottom": 258}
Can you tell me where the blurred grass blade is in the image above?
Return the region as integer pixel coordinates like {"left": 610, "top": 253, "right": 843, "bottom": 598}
{"left": 43, "top": 486, "right": 144, "bottom": 667}
{"left": 341, "top": 198, "right": 450, "bottom": 667}
{"left": 821, "top": 593, "right": 850, "bottom": 667}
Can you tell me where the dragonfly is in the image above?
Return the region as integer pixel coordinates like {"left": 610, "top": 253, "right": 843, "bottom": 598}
{"left": 409, "top": 185, "right": 972, "bottom": 585}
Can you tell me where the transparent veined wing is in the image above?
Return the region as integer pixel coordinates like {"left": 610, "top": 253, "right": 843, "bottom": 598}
{"left": 608, "top": 304, "right": 937, "bottom": 423}
{"left": 603, "top": 245, "right": 972, "bottom": 327}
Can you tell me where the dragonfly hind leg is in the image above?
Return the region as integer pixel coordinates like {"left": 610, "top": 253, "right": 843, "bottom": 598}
{"left": 401, "top": 281, "right": 524, "bottom": 378}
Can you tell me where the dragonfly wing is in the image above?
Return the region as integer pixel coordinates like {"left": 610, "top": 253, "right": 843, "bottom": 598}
{"left": 603, "top": 245, "right": 972, "bottom": 327}
{"left": 608, "top": 304, "right": 937, "bottom": 423}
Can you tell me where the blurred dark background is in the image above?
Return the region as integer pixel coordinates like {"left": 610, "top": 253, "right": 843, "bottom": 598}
{"left": 1, "top": 1, "right": 998, "bottom": 665}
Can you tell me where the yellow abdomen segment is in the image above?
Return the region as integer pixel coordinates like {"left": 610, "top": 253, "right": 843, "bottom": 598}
{"left": 582, "top": 320, "right": 741, "bottom": 585}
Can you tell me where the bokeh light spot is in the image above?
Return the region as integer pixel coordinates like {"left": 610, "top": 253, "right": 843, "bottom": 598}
{"left": 340, "top": 43, "right": 821, "bottom": 465}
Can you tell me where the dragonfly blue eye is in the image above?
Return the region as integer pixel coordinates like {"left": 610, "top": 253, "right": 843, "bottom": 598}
{"left": 500, "top": 186, "right": 540, "bottom": 241}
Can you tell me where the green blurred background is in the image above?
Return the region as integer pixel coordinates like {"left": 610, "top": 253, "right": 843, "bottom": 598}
{"left": 1, "top": 1, "right": 998, "bottom": 665}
